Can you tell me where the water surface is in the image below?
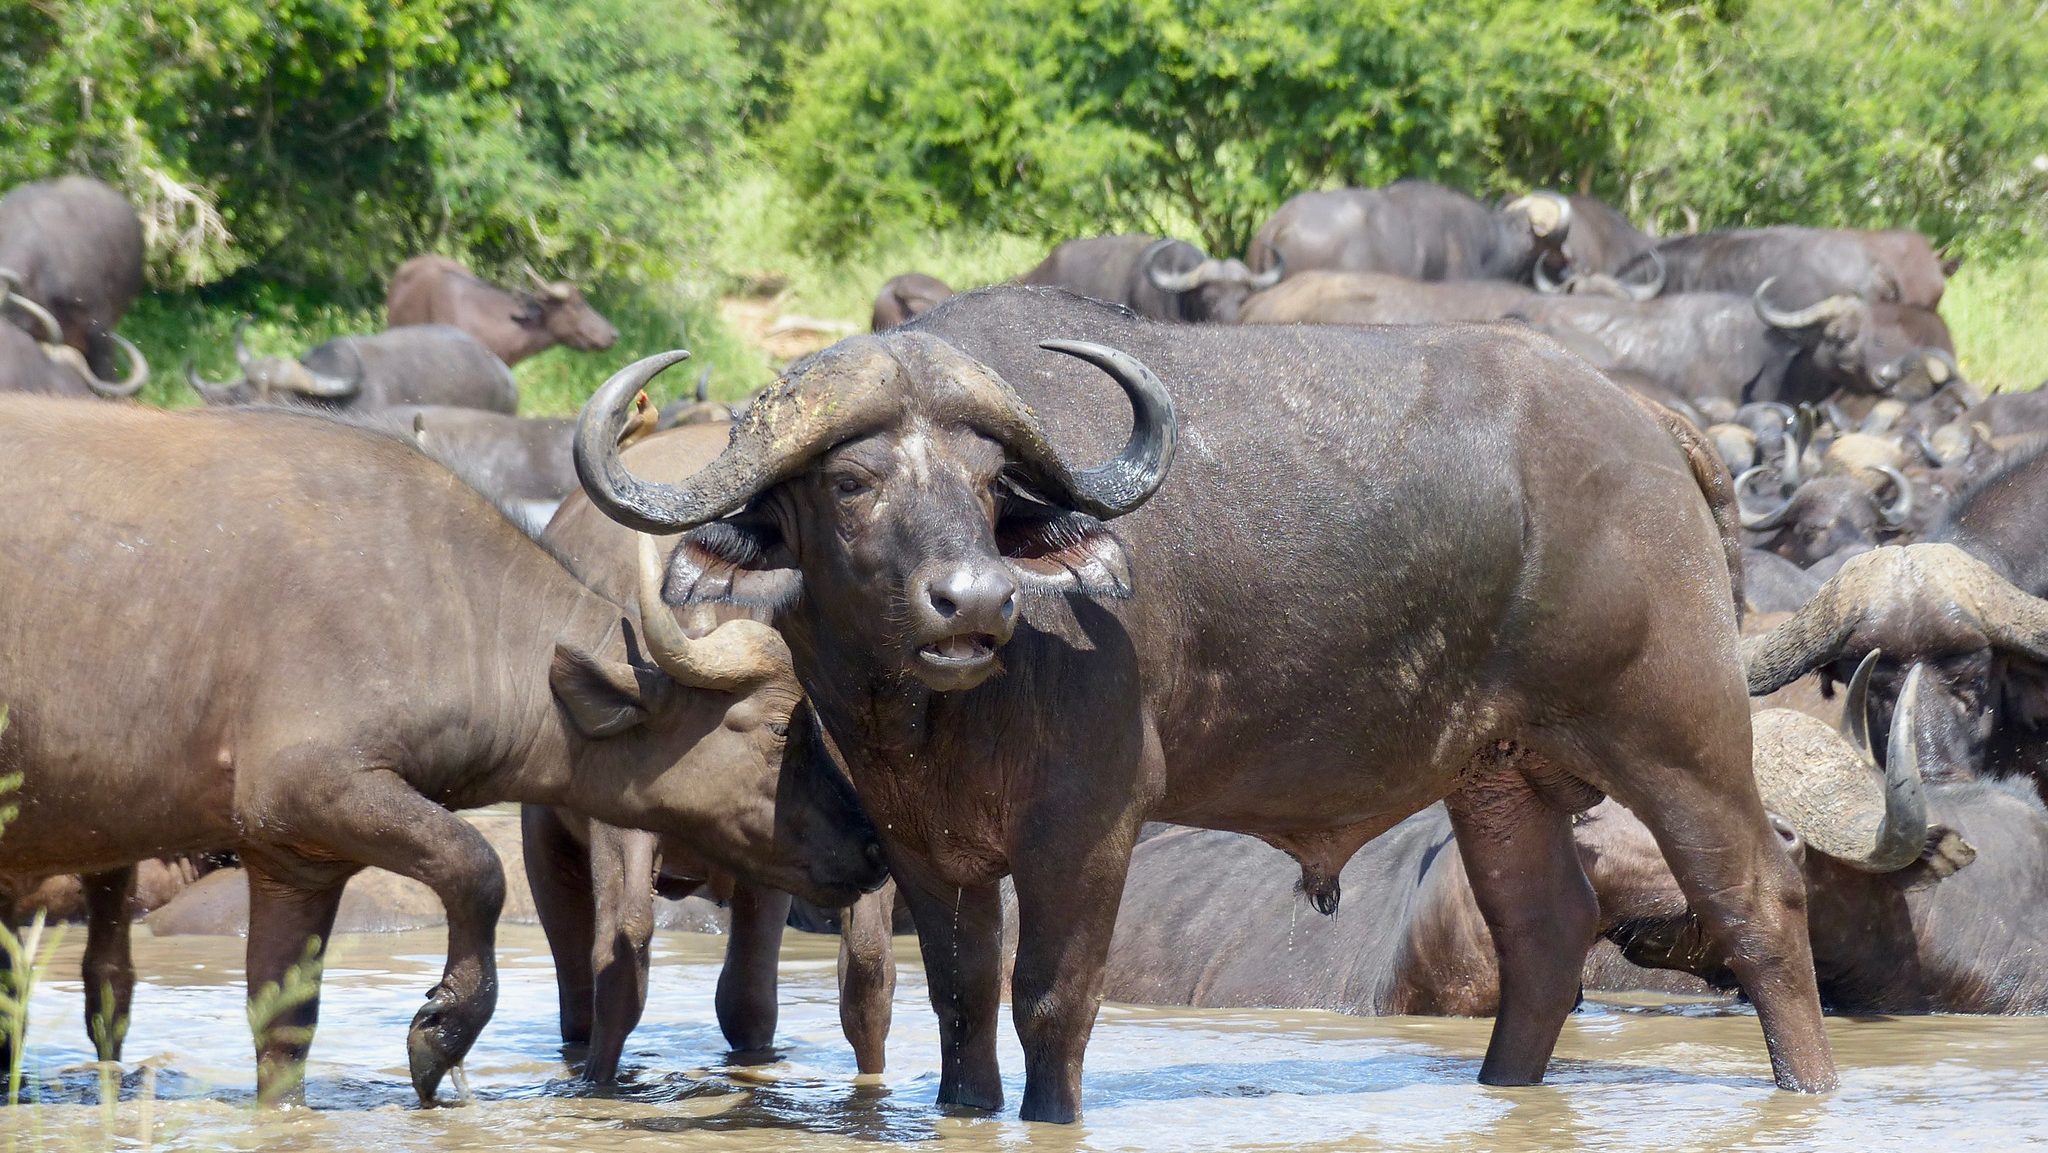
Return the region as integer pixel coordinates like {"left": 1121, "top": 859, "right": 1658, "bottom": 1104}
{"left": 6, "top": 925, "right": 2040, "bottom": 1151}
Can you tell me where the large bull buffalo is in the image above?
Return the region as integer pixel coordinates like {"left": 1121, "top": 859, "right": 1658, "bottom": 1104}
{"left": 572, "top": 285, "right": 1835, "bottom": 1120}
{"left": 0, "top": 395, "right": 884, "bottom": 1103}
{"left": 1020, "top": 235, "right": 1278, "bottom": 323}
{"left": 523, "top": 423, "right": 897, "bottom": 1082}
{"left": 1246, "top": 181, "right": 1570, "bottom": 284}
{"left": 188, "top": 322, "right": 518, "bottom": 413}
{"left": 386, "top": 256, "right": 617, "bottom": 366}
{"left": 0, "top": 176, "right": 147, "bottom": 379}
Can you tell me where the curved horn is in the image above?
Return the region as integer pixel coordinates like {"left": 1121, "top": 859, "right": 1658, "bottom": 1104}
{"left": 184, "top": 355, "right": 243, "bottom": 403}
{"left": 1843, "top": 648, "right": 1878, "bottom": 759}
{"left": 284, "top": 338, "right": 364, "bottom": 399}
{"left": 1622, "top": 248, "right": 1666, "bottom": 301}
{"left": 1872, "top": 464, "right": 1913, "bottom": 529}
{"left": 83, "top": 331, "right": 149, "bottom": 398}
{"left": 1922, "top": 348, "right": 1959, "bottom": 387}
{"left": 695, "top": 366, "right": 711, "bottom": 404}
{"left": 1033, "top": 339, "right": 1179, "bottom": 518}
{"left": 1248, "top": 252, "right": 1284, "bottom": 290}
{"left": 1533, "top": 255, "right": 1569, "bottom": 294}
{"left": 523, "top": 262, "right": 550, "bottom": 290}
{"left": 634, "top": 533, "right": 789, "bottom": 691}
{"left": 1143, "top": 243, "right": 1208, "bottom": 294}
{"left": 1754, "top": 279, "right": 1861, "bottom": 330}
{"left": 1507, "top": 192, "right": 1571, "bottom": 240}
{"left": 3, "top": 290, "right": 65, "bottom": 346}
{"left": 578, "top": 336, "right": 1176, "bottom": 536}
{"left": 1735, "top": 465, "right": 1796, "bottom": 531}
{"left": 1864, "top": 663, "right": 1931, "bottom": 872}
{"left": 1966, "top": 553, "right": 2048, "bottom": 665}
{"left": 1740, "top": 579, "right": 1860, "bottom": 695}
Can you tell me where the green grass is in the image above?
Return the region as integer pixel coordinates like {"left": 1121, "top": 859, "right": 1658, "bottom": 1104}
{"left": 1943, "top": 254, "right": 2047, "bottom": 394}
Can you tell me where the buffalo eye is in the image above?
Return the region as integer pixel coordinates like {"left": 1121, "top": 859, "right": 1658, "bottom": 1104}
{"left": 833, "top": 477, "right": 870, "bottom": 499}
{"left": 768, "top": 722, "right": 790, "bottom": 738}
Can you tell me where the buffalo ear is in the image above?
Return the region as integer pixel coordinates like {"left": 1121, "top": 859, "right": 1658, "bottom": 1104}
{"left": 550, "top": 644, "right": 650, "bottom": 738}
{"left": 999, "top": 508, "right": 1135, "bottom": 599}
{"left": 1894, "top": 825, "right": 1976, "bottom": 892}
{"left": 669, "top": 519, "right": 804, "bottom": 615}
{"left": 1940, "top": 256, "right": 1963, "bottom": 278}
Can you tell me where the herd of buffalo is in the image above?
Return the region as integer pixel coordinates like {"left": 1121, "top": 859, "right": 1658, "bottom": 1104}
{"left": 2, "top": 170, "right": 2046, "bottom": 1123}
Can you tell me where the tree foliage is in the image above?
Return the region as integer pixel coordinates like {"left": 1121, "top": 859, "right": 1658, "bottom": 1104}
{"left": 771, "top": 0, "right": 2048, "bottom": 259}
{"left": 0, "top": 0, "right": 745, "bottom": 288}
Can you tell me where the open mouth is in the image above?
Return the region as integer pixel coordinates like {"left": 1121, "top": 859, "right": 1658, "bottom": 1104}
{"left": 917, "top": 633, "right": 998, "bottom": 667}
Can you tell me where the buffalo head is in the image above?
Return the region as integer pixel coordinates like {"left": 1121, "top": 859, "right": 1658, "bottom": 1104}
{"left": 1142, "top": 243, "right": 1281, "bottom": 323}
{"left": 1744, "top": 544, "right": 2048, "bottom": 784}
{"left": 524, "top": 265, "right": 619, "bottom": 352}
{"left": 574, "top": 338, "right": 1176, "bottom": 693}
{"left": 0, "top": 268, "right": 148, "bottom": 398}
{"left": 186, "top": 319, "right": 363, "bottom": 405}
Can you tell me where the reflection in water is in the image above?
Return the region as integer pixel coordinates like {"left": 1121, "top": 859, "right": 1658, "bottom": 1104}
{"left": 4, "top": 925, "right": 2043, "bottom": 1151}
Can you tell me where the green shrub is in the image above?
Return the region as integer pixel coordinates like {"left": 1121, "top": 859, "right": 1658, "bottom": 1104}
{"left": 770, "top": 0, "right": 2047, "bottom": 259}
{"left": 0, "top": 0, "right": 745, "bottom": 288}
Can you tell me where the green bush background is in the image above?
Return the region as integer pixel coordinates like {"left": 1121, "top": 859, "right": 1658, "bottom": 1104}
{"left": 3, "top": 0, "right": 2042, "bottom": 411}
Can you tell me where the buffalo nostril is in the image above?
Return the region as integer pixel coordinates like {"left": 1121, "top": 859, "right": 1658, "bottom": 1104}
{"left": 864, "top": 842, "right": 886, "bottom": 870}
{"left": 931, "top": 593, "right": 959, "bottom": 619}
{"left": 1000, "top": 590, "right": 1018, "bottom": 621}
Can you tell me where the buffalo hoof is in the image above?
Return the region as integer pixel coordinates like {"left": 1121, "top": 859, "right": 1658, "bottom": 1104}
{"left": 407, "top": 981, "right": 492, "bottom": 1104}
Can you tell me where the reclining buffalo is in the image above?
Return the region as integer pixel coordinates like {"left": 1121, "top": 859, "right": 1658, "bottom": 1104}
{"left": 0, "top": 175, "right": 150, "bottom": 384}
{"left": 188, "top": 321, "right": 518, "bottom": 413}
{"left": 1020, "top": 235, "right": 1279, "bottom": 323}
{"left": 573, "top": 285, "right": 1836, "bottom": 1121}
{"left": 0, "top": 394, "right": 884, "bottom": 1103}
{"left": 386, "top": 255, "right": 617, "bottom": 365}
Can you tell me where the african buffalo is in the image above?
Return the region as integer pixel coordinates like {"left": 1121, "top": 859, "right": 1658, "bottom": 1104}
{"left": 1020, "top": 235, "right": 1279, "bottom": 323}
{"left": 0, "top": 176, "right": 147, "bottom": 379}
{"left": 1744, "top": 544, "right": 2048, "bottom": 789}
{"left": 1507, "top": 285, "right": 1931, "bottom": 408}
{"left": 188, "top": 322, "right": 518, "bottom": 413}
{"left": 1736, "top": 459, "right": 1912, "bottom": 569}
{"left": 402, "top": 402, "right": 662, "bottom": 534}
{"left": 1234, "top": 270, "right": 1536, "bottom": 325}
{"left": 1932, "top": 439, "right": 2048, "bottom": 594}
{"left": 0, "top": 395, "right": 884, "bottom": 1103}
{"left": 1104, "top": 668, "right": 1936, "bottom": 1014}
{"left": 0, "top": 312, "right": 147, "bottom": 399}
{"left": 386, "top": 255, "right": 617, "bottom": 366}
{"left": 1613, "top": 226, "right": 1894, "bottom": 303}
{"left": 524, "top": 423, "right": 896, "bottom": 1082}
{"left": 1625, "top": 662, "right": 2048, "bottom": 1013}
{"left": 872, "top": 273, "right": 955, "bottom": 330}
{"left": 1554, "top": 194, "right": 1657, "bottom": 277}
{"left": 573, "top": 285, "right": 1836, "bottom": 1121}
{"left": 1246, "top": 181, "right": 1570, "bottom": 284}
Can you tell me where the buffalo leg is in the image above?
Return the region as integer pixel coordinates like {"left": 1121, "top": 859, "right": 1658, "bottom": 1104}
{"left": 837, "top": 879, "right": 897, "bottom": 1075}
{"left": 1600, "top": 763, "right": 1835, "bottom": 1091}
{"left": 522, "top": 806, "right": 596, "bottom": 1051}
{"left": 81, "top": 867, "right": 137, "bottom": 1064}
{"left": 887, "top": 846, "right": 1003, "bottom": 1112}
{"left": 718, "top": 883, "right": 790, "bottom": 1058}
{"left": 244, "top": 861, "right": 347, "bottom": 1106}
{"left": 1445, "top": 750, "right": 1598, "bottom": 1086}
{"left": 585, "top": 822, "right": 657, "bottom": 1084}
{"left": 263, "top": 772, "right": 505, "bottom": 1103}
{"left": 1008, "top": 814, "right": 1139, "bottom": 1123}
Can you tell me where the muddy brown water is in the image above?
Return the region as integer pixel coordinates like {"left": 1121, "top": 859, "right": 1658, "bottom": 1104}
{"left": 4, "top": 925, "right": 2042, "bottom": 1151}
